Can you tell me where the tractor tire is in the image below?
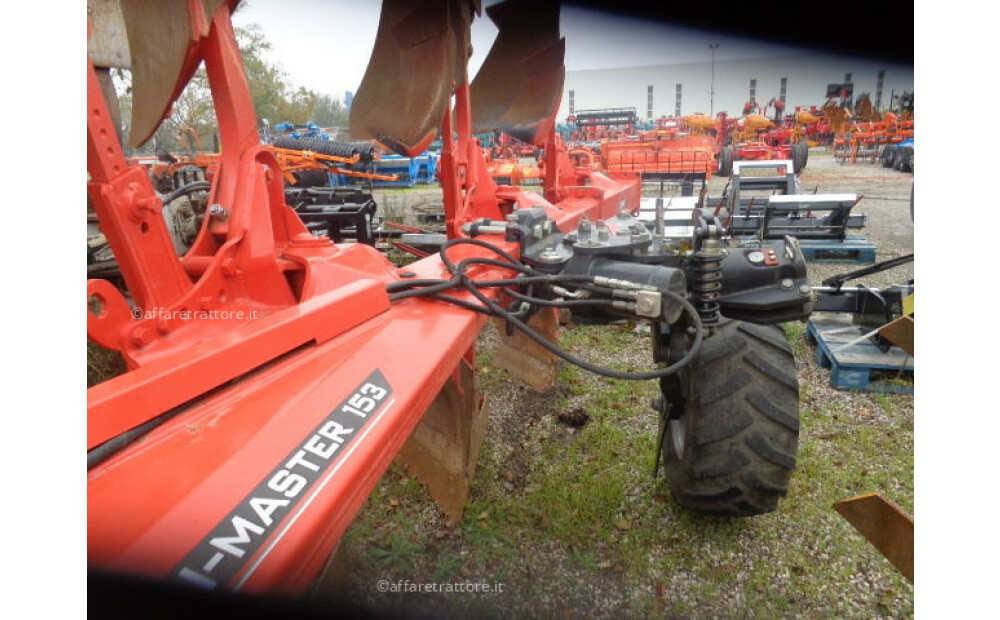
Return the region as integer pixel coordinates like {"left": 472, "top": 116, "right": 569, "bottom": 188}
{"left": 791, "top": 143, "right": 805, "bottom": 174}
{"left": 718, "top": 147, "right": 734, "bottom": 177}
{"left": 801, "top": 142, "right": 809, "bottom": 168}
{"left": 881, "top": 145, "right": 895, "bottom": 168}
{"left": 661, "top": 319, "right": 800, "bottom": 517}
{"left": 910, "top": 183, "right": 914, "bottom": 222}
{"left": 898, "top": 147, "right": 913, "bottom": 173}
{"left": 893, "top": 149, "right": 906, "bottom": 171}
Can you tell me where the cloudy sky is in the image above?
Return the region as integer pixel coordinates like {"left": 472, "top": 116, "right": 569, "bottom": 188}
{"left": 232, "top": 0, "right": 801, "bottom": 102}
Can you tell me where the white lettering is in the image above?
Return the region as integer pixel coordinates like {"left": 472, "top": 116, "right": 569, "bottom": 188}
{"left": 348, "top": 394, "right": 376, "bottom": 413}
{"left": 249, "top": 497, "right": 289, "bottom": 527}
{"left": 209, "top": 516, "right": 265, "bottom": 558}
{"left": 360, "top": 383, "right": 387, "bottom": 400}
{"left": 303, "top": 434, "right": 338, "bottom": 460}
{"left": 285, "top": 450, "right": 320, "bottom": 472}
{"left": 267, "top": 470, "right": 307, "bottom": 498}
{"left": 318, "top": 420, "right": 353, "bottom": 444}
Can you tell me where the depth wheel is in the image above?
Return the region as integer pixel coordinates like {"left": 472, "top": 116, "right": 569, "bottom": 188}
{"left": 660, "top": 319, "right": 800, "bottom": 517}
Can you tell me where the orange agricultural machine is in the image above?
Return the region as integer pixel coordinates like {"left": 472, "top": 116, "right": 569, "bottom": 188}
{"left": 833, "top": 113, "right": 914, "bottom": 165}
{"left": 88, "top": 0, "right": 813, "bottom": 604}
{"left": 600, "top": 122, "right": 719, "bottom": 181}
{"left": 717, "top": 102, "right": 810, "bottom": 174}
{"left": 483, "top": 149, "right": 542, "bottom": 185}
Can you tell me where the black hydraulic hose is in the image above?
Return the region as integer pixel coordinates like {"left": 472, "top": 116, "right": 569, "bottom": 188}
{"left": 162, "top": 181, "right": 212, "bottom": 206}
{"left": 388, "top": 236, "right": 705, "bottom": 380}
{"left": 87, "top": 405, "right": 186, "bottom": 470}
{"left": 502, "top": 287, "right": 617, "bottom": 308}
{"left": 461, "top": 268, "right": 704, "bottom": 380}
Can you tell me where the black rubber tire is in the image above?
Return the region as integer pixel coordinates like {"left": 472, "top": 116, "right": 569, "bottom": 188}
{"left": 893, "top": 149, "right": 906, "bottom": 171}
{"left": 910, "top": 183, "right": 914, "bottom": 222}
{"left": 718, "top": 147, "right": 734, "bottom": 177}
{"left": 881, "top": 145, "right": 895, "bottom": 168}
{"left": 801, "top": 142, "right": 809, "bottom": 168}
{"left": 898, "top": 147, "right": 913, "bottom": 173}
{"left": 661, "top": 319, "right": 800, "bottom": 517}
{"left": 791, "top": 143, "right": 805, "bottom": 174}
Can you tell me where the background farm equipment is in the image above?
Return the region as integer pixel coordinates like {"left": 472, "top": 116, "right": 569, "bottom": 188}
{"left": 362, "top": 151, "right": 440, "bottom": 187}
{"left": 600, "top": 127, "right": 718, "bottom": 181}
{"left": 807, "top": 253, "right": 914, "bottom": 392}
{"left": 833, "top": 116, "right": 914, "bottom": 165}
{"left": 266, "top": 120, "right": 330, "bottom": 141}
{"left": 718, "top": 105, "right": 810, "bottom": 174}
{"left": 880, "top": 138, "right": 914, "bottom": 172}
{"left": 568, "top": 107, "right": 639, "bottom": 142}
{"left": 87, "top": 0, "right": 829, "bottom": 602}
{"left": 704, "top": 160, "right": 872, "bottom": 262}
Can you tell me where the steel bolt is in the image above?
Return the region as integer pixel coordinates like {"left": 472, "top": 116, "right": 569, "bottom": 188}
{"left": 539, "top": 247, "right": 563, "bottom": 263}
{"left": 130, "top": 327, "right": 151, "bottom": 347}
{"left": 798, "top": 283, "right": 812, "bottom": 295}
{"left": 208, "top": 204, "right": 229, "bottom": 220}
{"left": 780, "top": 278, "right": 794, "bottom": 290}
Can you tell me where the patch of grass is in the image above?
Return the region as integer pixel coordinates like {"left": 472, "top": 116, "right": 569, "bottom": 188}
{"left": 337, "top": 317, "right": 913, "bottom": 618}
{"left": 570, "top": 550, "right": 599, "bottom": 571}
{"left": 87, "top": 341, "right": 126, "bottom": 387}
{"left": 369, "top": 534, "right": 421, "bottom": 573}
{"left": 781, "top": 320, "right": 811, "bottom": 360}
{"left": 431, "top": 553, "right": 463, "bottom": 580}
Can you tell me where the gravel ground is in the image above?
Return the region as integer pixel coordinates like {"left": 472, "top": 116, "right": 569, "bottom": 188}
{"left": 321, "top": 148, "right": 914, "bottom": 618}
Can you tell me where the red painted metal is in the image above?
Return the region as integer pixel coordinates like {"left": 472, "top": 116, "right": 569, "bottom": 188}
{"left": 87, "top": 1, "right": 639, "bottom": 596}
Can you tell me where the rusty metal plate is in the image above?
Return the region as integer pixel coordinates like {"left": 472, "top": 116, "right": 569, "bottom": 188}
{"left": 350, "top": 0, "right": 476, "bottom": 156}
{"left": 834, "top": 492, "right": 914, "bottom": 582}
{"left": 491, "top": 307, "right": 560, "bottom": 390}
{"left": 120, "top": 0, "right": 227, "bottom": 146}
{"left": 395, "top": 358, "right": 489, "bottom": 524}
{"left": 469, "top": 0, "right": 564, "bottom": 145}
{"left": 88, "top": 0, "right": 131, "bottom": 68}
{"left": 879, "top": 315, "right": 914, "bottom": 357}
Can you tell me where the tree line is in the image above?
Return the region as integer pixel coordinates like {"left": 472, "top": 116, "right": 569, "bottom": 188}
{"left": 115, "top": 22, "right": 349, "bottom": 155}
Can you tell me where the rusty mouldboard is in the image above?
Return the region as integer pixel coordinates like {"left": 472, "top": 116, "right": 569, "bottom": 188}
{"left": 88, "top": 0, "right": 131, "bottom": 68}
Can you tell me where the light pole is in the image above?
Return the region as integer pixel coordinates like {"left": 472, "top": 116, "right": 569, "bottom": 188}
{"left": 709, "top": 43, "right": 720, "bottom": 116}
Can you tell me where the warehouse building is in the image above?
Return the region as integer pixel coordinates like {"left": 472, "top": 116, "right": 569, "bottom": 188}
{"left": 560, "top": 53, "right": 914, "bottom": 120}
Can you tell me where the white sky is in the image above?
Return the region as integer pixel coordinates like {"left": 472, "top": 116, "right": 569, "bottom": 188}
{"left": 232, "top": 0, "right": 801, "bottom": 102}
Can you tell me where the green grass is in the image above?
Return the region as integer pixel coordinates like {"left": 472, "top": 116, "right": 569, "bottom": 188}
{"left": 368, "top": 533, "right": 421, "bottom": 573}
{"left": 337, "top": 320, "right": 914, "bottom": 618}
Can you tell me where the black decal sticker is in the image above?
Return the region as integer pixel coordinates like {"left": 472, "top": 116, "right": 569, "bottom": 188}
{"left": 170, "top": 370, "right": 393, "bottom": 589}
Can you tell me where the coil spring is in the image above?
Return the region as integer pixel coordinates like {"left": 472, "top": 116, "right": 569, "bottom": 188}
{"left": 691, "top": 249, "right": 723, "bottom": 326}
